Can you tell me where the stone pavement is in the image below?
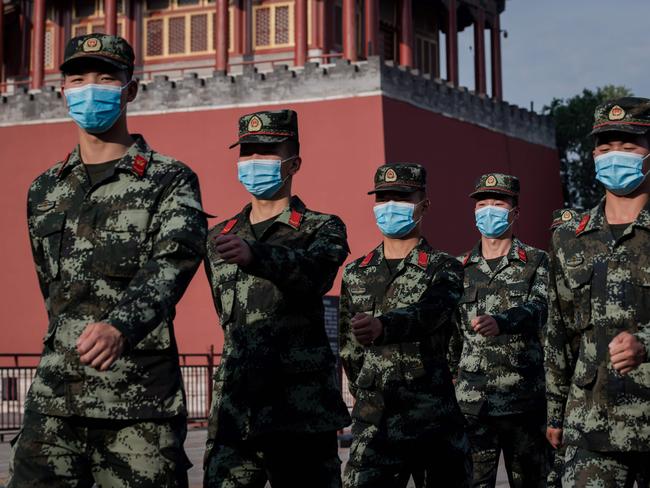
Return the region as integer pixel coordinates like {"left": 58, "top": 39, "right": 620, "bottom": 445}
{"left": 0, "top": 427, "right": 512, "bottom": 487}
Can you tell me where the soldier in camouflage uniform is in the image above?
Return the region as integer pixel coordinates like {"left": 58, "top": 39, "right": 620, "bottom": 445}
{"left": 547, "top": 207, "right": 580, "bottom": 488}
{"left": 449, "top": 173, "right": 549, "bottom": 488}
{"left": 203, "top": 110, "right": 350, "bottom": 487}
{"left": 340, "top": 163, "right": 472, "bottom": 488}
{"left": 545, "top": 97, "right": 650, "bottom": 487}
{"left": 8, "top": 34, "right": 207, "bottom": 487}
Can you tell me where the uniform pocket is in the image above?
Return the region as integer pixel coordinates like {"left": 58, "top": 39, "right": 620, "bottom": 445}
{"left": 210, "top": 263, "right": 238, "bottom": 325}
{"left": 33, "top": 212, "right": 65, "bottom": 279}
{"left": 351, "top": 368, "right": 384, "bottom": 426}
{"left": 92, "top": 209, "right": 154, "bottom": 278}
{"left": 565, "top": 264, "right": 593, "bottom": 330}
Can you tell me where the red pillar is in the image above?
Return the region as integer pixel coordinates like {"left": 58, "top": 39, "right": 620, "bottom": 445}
{"left": 294, "top": 0, "right": 308, "bottom": 66}
{"left": 473, "top": 8, "right": 486, "bottom": 95}
{"left": 132, "top": 0, "right": 144, "bottom": 67}
{"left": 215, "top": 0, "right": 229, "bottom": 72}
{"left": 31, "top": 0, "right": 46, "bottom": 90}
{"left": 242, "top": 0, "right": 251, "bottom": 56}
{"left": 0, "top": 1, "right": 4, "bottom": 87}
{"left": 398, "top": 0, "right": 413, "bottom": 67}
{"left": 104, "top": 0, "right": 118, "bottom": 36}
{"left": 445, "top": 0, "right": 458, "bottom": 86}
{"left": 491, "top": 14, "right": 503, "bottom": 100}
{"left": 342, "top": 0, "right": 357, "bottom": 61}
{"left": 364, "top": 0, "right": 378, "bottom": 57}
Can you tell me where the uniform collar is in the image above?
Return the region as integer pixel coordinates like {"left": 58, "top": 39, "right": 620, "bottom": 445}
{"left": 360, "top": 238, "right": 431, "bottom": 270}
{"left": 576, "top": 197, "right": 650, "bottom": 236}
{"left": 57, "top": 134, "right": 153, "bottom": 180}
{"left": 239, "top": 195, "right": 307, "bottom": 232}
{"left": 464, "top": 237, "right": 527, "bottom": 267}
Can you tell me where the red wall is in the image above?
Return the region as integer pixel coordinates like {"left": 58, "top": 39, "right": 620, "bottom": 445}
{"left": 0, "top": 94, "right": 562, "bottom": 355}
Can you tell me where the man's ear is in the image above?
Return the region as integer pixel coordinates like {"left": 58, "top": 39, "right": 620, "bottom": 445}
{"left": 288, "top": 156, "right": 301, "bottom": 176}
{"left": 125, "top": 79, "right": 138, "bottom": 103}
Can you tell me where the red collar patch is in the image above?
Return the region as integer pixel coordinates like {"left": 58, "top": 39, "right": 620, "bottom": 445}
{"left": 56, "top": 153, "right": 71, "bottom": 177}
{"left": 132, "top": 155, "right": 148, "bottom": 177}
{"left": 517, "top": 248, "right": 528, "bottom": 263}
{"left": 576, "top": 215, "right": 590, "bottom": 236}
{"left": 220, "top": 218, "right": 238, "bottom": 235}
{"left": 360, "top": 252, "right": 374, "bottom": 267}
{"left": 288, "top": 209, "right": 303, "bottom": 229}
{"left": 462, "top": 253, "right": 471, "bottom": 267}
{"left": 417, "top": 251, "right": 429, "bottom": 269}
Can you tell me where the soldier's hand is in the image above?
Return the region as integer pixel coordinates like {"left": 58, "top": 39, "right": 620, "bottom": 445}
{"left": 214, "top": 235, "right": 253, "bottom": 266}
{"left": 609, "top": 331, "right": 646, "bottom": 375}
{"left": 351, "top": 313, "right": 383, "bottom": 346}
{"left": 471, "top": 315, "right": 500, "bottom": 337}
{"left": 546, "top": 427, "right": 563, "bottom": 449}
{"left": 77, "top": 323, "right": 125, "bottom": 371}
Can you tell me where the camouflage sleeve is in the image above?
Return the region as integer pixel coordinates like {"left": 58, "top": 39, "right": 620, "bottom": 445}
{"left": 447, "top": 310, "right": 464, "bottom": 378}
{"left": 26, "top": 186, "right": 51, "bottom": 314}
{"left": 377, "top": 256, "right": 464, "bottom": 345}
{"left": 545, "top": 238, "right": 579, "bottom": 428}
{"left": 105, "top": 170, "right": 207, "bottom": 347}
{"left": 634, "top": 328, "right": 650, "bottom": 363}
{"left": 493, "top": 253, "right": 549, "bottom": 335}
{"left": 339, "top": 277, "right": 364, "bottom": 398}
{"left": 243, "top": 216, "right": 349, "bottom": 296}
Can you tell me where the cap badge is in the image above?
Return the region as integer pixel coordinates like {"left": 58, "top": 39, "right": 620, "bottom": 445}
{"left": 485, "top": 175, "right": 497, "bottom": 187}
{"left": 608, "top": 105, "right": 626, "bottom": 121}
{"left": 82, "top": 37, "right": 102, "bottom": 53}
{"left": 561, "top": 210, "right": 573, "bottom": 222}
{"left": 385, "top": 168, "right": 398, "bottom": 183}
{"left": 248, "top": 115, "right": 263, "bottom": 133}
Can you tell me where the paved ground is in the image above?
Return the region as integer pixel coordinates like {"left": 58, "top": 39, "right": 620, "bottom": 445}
{"left": 0, "top": 427, "right": 511, "bottom": 487}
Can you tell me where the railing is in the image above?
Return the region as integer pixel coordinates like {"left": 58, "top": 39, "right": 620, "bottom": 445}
{"left": 0, "top": 351, "right": 221, "bottom": 432}
{"left": 0, "top": 350, "right": 354, "bottom": 432}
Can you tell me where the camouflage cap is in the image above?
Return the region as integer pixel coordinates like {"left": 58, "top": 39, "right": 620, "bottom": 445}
{"left": 470, "top": 173, "right": 520, "bottom": 199}
{"left": 368, "top": 163, "right": 426, "bottom": 195}
{"left": 60, "top": 34, "right": 134, "bottom": 73}
{"left": 591, "top": 97, "right": 650, "bottom": 136}
{"left": 230, "top": 110, "right": 299, "bottom": 148}
{"left": 550, "top": 208, "right": 579, "bottom": 230}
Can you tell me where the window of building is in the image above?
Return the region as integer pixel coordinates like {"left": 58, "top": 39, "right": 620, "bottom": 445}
{"left": 1, "top": 377, "right": 18, "bottom": 402}
{"left": 253, "top": 2, "right": 294, "bottom": 49}
{"left": 415, "top": 35, "right": 438, "bottom": 78}
{"left": 144, "top": 6, "right": 234, "bottom": 59}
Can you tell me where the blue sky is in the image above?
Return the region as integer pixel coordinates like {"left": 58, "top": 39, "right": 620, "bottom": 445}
{"left": 456, "top": 0, "right": 650, "bottom": 112}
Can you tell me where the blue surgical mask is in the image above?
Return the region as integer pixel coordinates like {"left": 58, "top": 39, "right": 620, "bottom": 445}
{"left": 237, "top": 157, "right": 294, "bottom": 199}
{"left": 594, "top": 151, "right": 650, "bottom": 196}
{"left": 373, "top": 201, "right": 422, "bottom": 238}
{"left": 65, "top": 83, "right": 128, "bottom": 134}
{"left": 475, "top": 206, "right": 513, "bottom": 238}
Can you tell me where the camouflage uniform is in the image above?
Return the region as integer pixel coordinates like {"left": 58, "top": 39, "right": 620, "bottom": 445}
{"left": 547, "top": 208, "right": 581, "bottom": 488}
{"left": 449, "top": 173, "right": 549, "bottom": 488}
{"left": 204, "top": 111, "right": 350, "bottom": 488}
{"left": 341, "top": 164, "right": 472, "bottom": 488}
{"left": 8, "top": 35, "right": 207, "bottom": 488}
{"left": 545, "top": 98, "right": 650, "bottom": 488}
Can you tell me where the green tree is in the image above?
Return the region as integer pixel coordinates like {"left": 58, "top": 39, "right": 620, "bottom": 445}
{"left": 544, "top": 85, "right": 633, "bottom": 209}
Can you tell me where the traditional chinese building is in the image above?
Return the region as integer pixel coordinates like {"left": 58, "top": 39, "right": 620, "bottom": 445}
{"left": 0, "top": 0, "right": 562, "bottom": 356}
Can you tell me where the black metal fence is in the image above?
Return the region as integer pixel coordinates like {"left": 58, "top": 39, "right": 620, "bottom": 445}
{"left": 0, "top": 351, "right": 221, "bottom": 432}
{"left": 0, "top": 352, "right": 355, "bottom": 432}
